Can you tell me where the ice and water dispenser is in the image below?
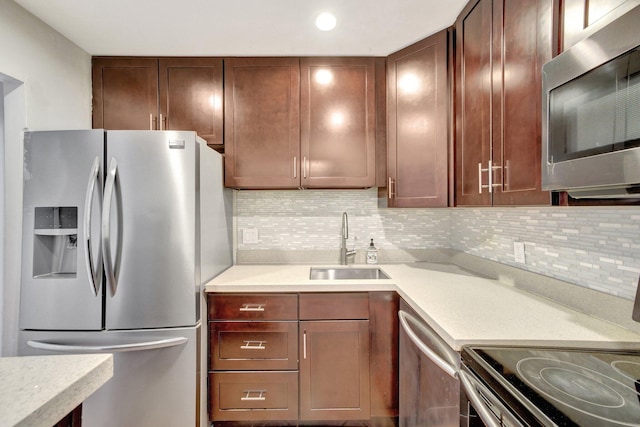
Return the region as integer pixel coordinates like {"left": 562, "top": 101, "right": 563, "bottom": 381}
{"left": 32, "top": 206, "right": 78, "bottom": 278}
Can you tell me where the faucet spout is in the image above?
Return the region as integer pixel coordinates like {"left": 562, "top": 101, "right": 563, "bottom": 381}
{"left": 340, "top": 212, "right": 356, "bottom": 265}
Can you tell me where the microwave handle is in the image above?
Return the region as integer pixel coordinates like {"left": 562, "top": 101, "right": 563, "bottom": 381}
{"left": 459, "top": 370, "right": 502, "bottom": 427}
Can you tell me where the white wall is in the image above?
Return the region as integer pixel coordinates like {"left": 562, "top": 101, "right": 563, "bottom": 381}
{"left": 0, "top": 0, "right": 92, "bottom": 355}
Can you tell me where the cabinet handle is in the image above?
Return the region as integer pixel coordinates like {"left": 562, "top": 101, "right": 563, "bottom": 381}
{"left": 478, "top": 161, "right": 502, "bottom": 194}
{"left": 303, "top": 157, "right": 308, "bottom": 179}
{"left": 501, "top": 160, "right": 508, "bottom": 190}
{"left": 388, "top": 177, "right": 395, "bottom": 199}
{"left": 240, "top": 340, "right": 266, "bottom": 350}
{"left": 293, "top": 156, "right": 297, "bottom": 179}
{"left": 303, "top": 330, "right": 307, "bottom": 359}
{"left": 149, "top": 114, "right": 154, "bottom": 130}
{"left": 241, "top": 390, "right": 267, "bottom": 401}
{"left": 239, "top": 303, "right": 265, "bottom": 312}
{"left": 159, "top": 113, "right": 166, "bottom": 131}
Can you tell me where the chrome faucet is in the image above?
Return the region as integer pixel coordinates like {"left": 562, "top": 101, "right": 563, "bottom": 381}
{"left": 340, "top": 212, "right": 356, "bottom": 265}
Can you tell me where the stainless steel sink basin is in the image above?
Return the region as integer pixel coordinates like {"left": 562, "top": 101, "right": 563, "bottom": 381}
{"left": 309, "top": 267, "right": 390, "bottom": 280}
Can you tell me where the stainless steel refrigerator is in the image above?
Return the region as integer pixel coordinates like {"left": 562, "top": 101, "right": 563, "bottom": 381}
{"left": 18, "top": 130, "right": 233, "bottom": 427}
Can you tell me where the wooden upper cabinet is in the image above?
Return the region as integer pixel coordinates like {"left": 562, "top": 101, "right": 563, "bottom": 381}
{"left": 300, "top": 58, "right": 376, "bottom": 188}
{"left": 492, "top": 0, "right": 552, "bottom": 205}
{"left": 92, "top": 57, "right": 224, "bottom": 148}
{"left": 158, "top": 58, "right": 223, "bottom": 146}
{"left": 92, "top": 57, "right": 159, "bottom": 130}
{"left": 561, "top": 0, "right": 636, "bottom": 51}
{"left": 224, "top": 57, "right": 301, "bottom": 188}
{"left": 455, "top": 0, "right": 551, "bottom": 206}
{"left": 387, "top": 30, "right": 449, "bottom": 207}
{"left": 455, "top": 0, "right": 493, "bottom": 206}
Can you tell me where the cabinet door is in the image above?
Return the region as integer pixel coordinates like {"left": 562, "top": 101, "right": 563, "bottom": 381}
{"left": 300, "top": 58, "right": 376, "bottom": 188}
{"left": 455, "top": 0, "right": 493, "bottom": 206}
{"left": 224, "top": 58, "right": 300, "bottom": 188}
{"left": 299, "top": 320, "right": 370, "bottom": 421}
{"left": 561, "top": 0, "right": 634, "bottom": 50}
{"left": 92, "top": 57, "right": 159, "bottom": 130}
{"left": 491, "top": 0, "right": 551, "bottom": 205}
{"left": 369, "top": 292, "right": 399, "bottom": 418}
{"left": 387, "top": 31, "right": 449, "bottom": 207}
{"left": 158, "top": 58, "right": 223, "bottom": 148}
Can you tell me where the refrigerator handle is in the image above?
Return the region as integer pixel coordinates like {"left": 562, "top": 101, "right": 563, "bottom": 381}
{"left": 27, "top": 337, "right": 188, "bottom": 353}
{"left": 84, "top": 156, "right": 103, "bottom": 297}
{"left": 102, "top": 157, "right": 118, "bottom": 297}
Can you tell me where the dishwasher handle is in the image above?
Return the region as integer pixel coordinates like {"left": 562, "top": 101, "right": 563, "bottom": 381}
{"left": 398, "top": 310, "right": 459, "bottom": 378}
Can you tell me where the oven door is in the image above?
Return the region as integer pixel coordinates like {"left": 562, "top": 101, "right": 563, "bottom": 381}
{"left": 459, "top": 364, "right": 524, "bottom": 427}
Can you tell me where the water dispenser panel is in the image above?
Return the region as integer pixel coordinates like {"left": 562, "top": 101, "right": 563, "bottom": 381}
{"left": 33, "top": 207, "right": 78, "bottom": 278}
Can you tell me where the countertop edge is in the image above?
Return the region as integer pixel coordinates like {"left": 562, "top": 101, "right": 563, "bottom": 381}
{"left": 9, "top": 354, "right": 113, "bottom": 427}
{"left": 204, "top": 263, "right": 640, "bottom": 352}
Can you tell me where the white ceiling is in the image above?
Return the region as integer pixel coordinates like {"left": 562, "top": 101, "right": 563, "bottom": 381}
{"left": 13, "top": 0, "right": 468, "bottom": 57}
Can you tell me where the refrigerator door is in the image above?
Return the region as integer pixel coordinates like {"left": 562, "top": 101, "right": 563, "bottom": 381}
{"left": 19, "top": 326, "right": 199, "bottom": 427}
{"left": 103, "top": 131, "right": 197, "bottom": 330}
{"left": 20, "top": 130, "right": 104, "bottom": 331}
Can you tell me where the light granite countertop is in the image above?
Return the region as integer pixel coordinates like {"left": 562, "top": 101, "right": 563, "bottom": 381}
{"left": 0, "top": 353, "right": 113, "bottom": 427}
{"left": 204, "top": 263, "right": 640, "bottom": 351}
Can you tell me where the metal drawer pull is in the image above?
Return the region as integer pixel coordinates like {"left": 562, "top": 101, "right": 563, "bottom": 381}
{"left": 241, "top": 340, "right": 266, "bottom": 350}
{"left": 241, "top": 390, "right": 267, "bottom": 401}
{"left": 239, "top": 303, "right": 265, "bottom": 312}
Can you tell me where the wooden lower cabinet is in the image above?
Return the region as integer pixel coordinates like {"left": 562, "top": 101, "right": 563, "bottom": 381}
{"left": 207, "top": 292, "right": 398, "bottom": 426}
{"left": 209, "top": 321, "right": 298, "bottom": 371}
{"left": 299, "top": 320, "right": 371, "bottom": 421}
{"left": 53, "top": 404, "right": 82, "bottom": 427}
{"left": 210, "top": 372, "right": 299, "bottom": 421}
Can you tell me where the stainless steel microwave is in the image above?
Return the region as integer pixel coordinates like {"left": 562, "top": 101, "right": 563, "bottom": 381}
{"left": 542, "top": 3, "right": 640, "bottom": 198}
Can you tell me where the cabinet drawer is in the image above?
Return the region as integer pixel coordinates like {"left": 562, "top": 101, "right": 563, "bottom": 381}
{"left": 299, "top": 293, "right": 369, "bottom": 320}
{"left": 208, "top": 294, "right": 298, "bottom": 320}
{"left": 210, "top": 321, "right": 298, "bottom": 370}
{"left": 210, "top": 371, "right": 299, "bottom": 421}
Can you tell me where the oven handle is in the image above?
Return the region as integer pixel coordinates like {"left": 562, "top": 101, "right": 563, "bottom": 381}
{"left": 398, "top": 310, "right": 459, "bottom": 378}
{"left": 459, "top": 370, "right": 502, "bottom": 427}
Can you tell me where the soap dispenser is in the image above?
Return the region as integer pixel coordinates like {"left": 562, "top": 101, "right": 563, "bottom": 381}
{"left": 366, "top": 239, "right": 378, "bottom": 264}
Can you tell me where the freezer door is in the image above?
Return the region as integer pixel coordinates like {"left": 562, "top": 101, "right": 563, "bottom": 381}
{"left": 103, "top": 131, "right": 197, "bottom": 330}
{"left": 20, "top": 130, "right": 104, "bottom": 331}
{"left": 19, "top": 327, "right": 199, "bottom": 427}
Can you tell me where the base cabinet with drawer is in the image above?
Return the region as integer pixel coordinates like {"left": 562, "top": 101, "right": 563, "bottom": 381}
{"left": 208, "top": 293, "right": 299, "bottom": 422}
{"left": 207, "top": 292, "right": 398, "bottom": 426}
{"left": 299, "top": 293, "right": 371, "bottom": 421}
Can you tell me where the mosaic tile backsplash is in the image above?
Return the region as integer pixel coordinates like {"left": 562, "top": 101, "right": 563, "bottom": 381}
{"left": 236, "top": 189, "right": 640, "bottom": 300}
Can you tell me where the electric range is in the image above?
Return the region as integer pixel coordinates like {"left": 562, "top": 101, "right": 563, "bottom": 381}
{"left": 460, "top": 346, "right": 640, "bottom": 426}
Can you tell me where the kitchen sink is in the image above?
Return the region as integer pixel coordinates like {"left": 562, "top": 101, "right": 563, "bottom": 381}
{"left": 309, "top": 267, "right": 390, "bottom": 280}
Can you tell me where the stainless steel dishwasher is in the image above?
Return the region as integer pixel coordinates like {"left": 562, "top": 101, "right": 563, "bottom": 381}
{"left": 398, "top": 299, "right": 461, "bottom": 427}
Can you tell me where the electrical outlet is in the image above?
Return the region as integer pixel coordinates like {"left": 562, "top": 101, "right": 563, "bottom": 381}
{"left": 243, "top": 228, "right": 259, "bottom": 244}
{"left": 513, "top": 241, "right": 526, "bottom": 264}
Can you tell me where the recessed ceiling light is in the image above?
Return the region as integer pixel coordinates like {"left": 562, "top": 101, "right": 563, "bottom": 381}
{"left": 315, "top": 12, "right": 337, "bottom": 31}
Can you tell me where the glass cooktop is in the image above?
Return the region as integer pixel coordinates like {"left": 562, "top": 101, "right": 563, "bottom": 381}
{"left": 462, "top": 346, "right": 640, "bottom": 426}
